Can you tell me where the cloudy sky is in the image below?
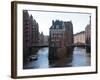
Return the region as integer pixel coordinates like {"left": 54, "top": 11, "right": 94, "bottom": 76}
{"left": 28, "top": 10, "right": 90, "bottom": 35}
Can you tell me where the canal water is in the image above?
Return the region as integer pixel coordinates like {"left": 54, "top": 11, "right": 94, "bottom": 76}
{"left": 23, "top": 47, "right": 91, "bottom": 69}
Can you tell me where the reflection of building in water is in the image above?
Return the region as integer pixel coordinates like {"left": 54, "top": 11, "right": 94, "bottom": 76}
{"left": 49, "top": 20, "right": 73, "bottom": 60}
{"left": 74, "top": 31, "right": 85, "bottom": 44}
{"left": 23, "top": 10, "right": 39, "bottom": 62}
{"left": 85, "top": 16, "right": 91, "bottom": 52}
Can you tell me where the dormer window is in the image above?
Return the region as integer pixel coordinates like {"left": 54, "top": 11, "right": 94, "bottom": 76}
{"left": 56, "top": 25, "right": 59, "bottom": 29}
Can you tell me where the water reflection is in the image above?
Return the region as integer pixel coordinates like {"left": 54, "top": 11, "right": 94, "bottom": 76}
{"left": 23, "top": 48, "right": 49, "bottom": 69}
{"left": 23, "top": 47, "right": 91, "bottom": 69}
{"left": 71, "top": 47, "right": 91, "bottom": 66}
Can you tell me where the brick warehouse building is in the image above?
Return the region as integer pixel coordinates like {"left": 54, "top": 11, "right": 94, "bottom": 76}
{"left": 85, "top": 16, "right": 91, "bottom": 52}
{"left": 49, "top": 20, "right": 73, "bottom": 60}
{"left": 74, "top": 31, "right": 85, "bottom": 44}
{"left": 23, "top": 10, "right": 39, "bottom": 63}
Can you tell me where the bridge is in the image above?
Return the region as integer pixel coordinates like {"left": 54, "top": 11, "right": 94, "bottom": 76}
{"left": 69, "top": 43, "right": 90, "bottom": 48}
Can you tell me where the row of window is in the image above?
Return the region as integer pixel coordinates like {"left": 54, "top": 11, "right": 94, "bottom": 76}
{"left": 50, "top": 34, "right": 63, "bottom": 38}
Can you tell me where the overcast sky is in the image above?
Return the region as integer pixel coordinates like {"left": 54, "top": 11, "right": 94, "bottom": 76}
{"left": 28, "top": 10, "right": 90, "bottom": 35}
